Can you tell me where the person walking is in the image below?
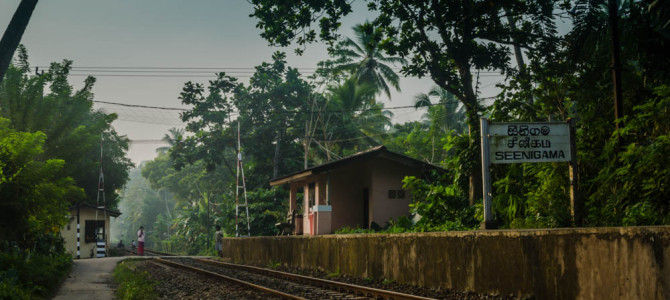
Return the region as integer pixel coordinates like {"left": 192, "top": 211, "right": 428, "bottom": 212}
{"left": 215, "top": 225, "right": 223, "bottom": 258}
{"left": 137, "top": 226, "right": 145, "bottom": 256}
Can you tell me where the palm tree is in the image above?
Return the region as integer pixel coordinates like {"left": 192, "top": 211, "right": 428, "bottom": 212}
{"left": 156, "top": 127, "right": 184, "bottom": 154}
{"left": 330, "top": 22, "right": 406, "bottom": 99}
{"left": 316, "top": 77, "right": 391, "bottom": 161}
{"left": 414, "top": 86, "right": 467, "bottom": 135}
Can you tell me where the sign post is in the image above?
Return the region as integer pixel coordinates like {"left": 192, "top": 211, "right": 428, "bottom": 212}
{"left": 568, "top": 118, "right": 582, "bottom": 226}
{"left": 480, "top": 119, "right": 579, "bottom": 228}
{"left": 480, "top": 119, "right": 494, "bottom": 228}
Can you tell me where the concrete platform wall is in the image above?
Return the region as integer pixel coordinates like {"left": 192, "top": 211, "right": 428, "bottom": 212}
{"left": 221, "top": 226, "right": 670, "bottom": 299}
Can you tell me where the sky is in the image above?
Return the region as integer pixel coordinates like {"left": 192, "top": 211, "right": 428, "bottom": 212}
{"left": 1, "top": 0, "right": 505, "bottom": 164}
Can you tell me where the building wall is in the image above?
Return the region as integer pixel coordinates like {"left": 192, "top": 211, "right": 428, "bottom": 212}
{"left": 368, "top": 159, "right": 417, "bottom": 227}
{"left": 221, "top": 226, "right": 670, "bottom": 300}
{"left": 295, "top": 158, "right": 423, "bottom": 234}
{"left": 61, "top": 207, "right": 113, "bottom": 259}
{"left": 328, "top": 161, "right": 370, "bottom": 231}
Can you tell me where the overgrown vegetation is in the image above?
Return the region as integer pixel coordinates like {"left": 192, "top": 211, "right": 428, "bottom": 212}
{"left": 0, "top": 234, "right": 72, "bottom": 299}
{"left": 117, "top": 1, "right": 670, "bottom": 248}
{"left": 113, "top": 260, "right": 158, "bottom": 300}
{"left": 0, "top": 47, "right": 133, "bottom": 297}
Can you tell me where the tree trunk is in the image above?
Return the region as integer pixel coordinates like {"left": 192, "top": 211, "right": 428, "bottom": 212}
{"left": 506, "top": 11, "right": 535, "bottom": 117}
{"left": 0, "top": 0, "right": 38, "bottom": 86}
{"left": 465, "top": 104, "right": 483, "bottom": 206}
{"left": 458, "top": 64, "right": 483, "bottom": 206}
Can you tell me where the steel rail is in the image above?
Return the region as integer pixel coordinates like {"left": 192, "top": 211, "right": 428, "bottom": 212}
{"left": 195, "top": 258, "right": 436, "bottom": 300}
{"left": 154, "top": 257, "right": 306, "bottom": 300}
{"left": 124, "top": 248, "right": 175, "bottom": 256}
{"left": 144, "top": 248, "right": 174, "bottom": 256}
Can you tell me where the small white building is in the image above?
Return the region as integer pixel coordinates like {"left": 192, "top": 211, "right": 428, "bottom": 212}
{"left": 61, "top": 204, "right": 121, "bottom": 259}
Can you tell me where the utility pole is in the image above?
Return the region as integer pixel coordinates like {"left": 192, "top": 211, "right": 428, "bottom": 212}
{"left": 304, "top": 120, "right": 309, "bottom": 169}
{"left": 0, "top": 0, "right": 38, "bottom": 85}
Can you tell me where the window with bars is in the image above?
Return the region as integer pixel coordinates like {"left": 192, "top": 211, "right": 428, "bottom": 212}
{"left": 84, "top": 220, "right": 105, "bottom": 243}
{"left": 388, "top": 190, "right": 406, "bottom": 199}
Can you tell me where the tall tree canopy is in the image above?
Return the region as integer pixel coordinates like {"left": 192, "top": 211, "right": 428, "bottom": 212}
{"left": 0, "top": 48, "right": 133, "bottom": 209}
{"left": 250, "top": 0, "right": 562, "bottom": 203}
{"left": 328, "top": 22, "right": 406, "bottom": 99}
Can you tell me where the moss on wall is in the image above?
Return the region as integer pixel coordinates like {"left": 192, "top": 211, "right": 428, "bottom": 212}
{"left": 221, "top": 227, "right": 670, "bottom": 299}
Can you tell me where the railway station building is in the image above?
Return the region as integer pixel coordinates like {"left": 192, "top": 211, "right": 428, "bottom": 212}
{"left": 61, "top": 204, "right": 121, "bottom": 258}
{"left": 270, "top": 146, "right": 444, "bottom": 235}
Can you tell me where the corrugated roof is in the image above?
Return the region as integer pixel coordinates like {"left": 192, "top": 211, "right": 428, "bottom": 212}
{"left": 71, "top": 203, "right": 122, "bottom": 217}
{"left": 270, "top": 145, "right": 445, "bottom": 186}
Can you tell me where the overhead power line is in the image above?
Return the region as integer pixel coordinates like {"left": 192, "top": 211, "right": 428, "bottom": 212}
{"left": 94, "top": 96, "right": 495, "bottom": 116}
{"left": 35, "top": 65, "right": 507, "bottom": 79}
{"left": 94, "top": 100, "right": 188, "bottom": 111}
{"left": 35, "top": 65, "right": 505, "bottom": 73}
{"left": 36, "top": 66, "right": 321, "bottom": 70}
{"left": 130, "top": 139, "right": 168, "bottom": 144}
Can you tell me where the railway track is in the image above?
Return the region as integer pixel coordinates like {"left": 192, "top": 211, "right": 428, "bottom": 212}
{"left": 123, "top": 247, "right": 174, "bottom": 256}
{"left": 153, "top": 257, "right": 436, "bottom": 300}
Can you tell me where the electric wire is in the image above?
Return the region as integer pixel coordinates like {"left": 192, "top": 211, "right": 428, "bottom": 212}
{"left": 36, "top": 65, "right": 507, "bottom": 79}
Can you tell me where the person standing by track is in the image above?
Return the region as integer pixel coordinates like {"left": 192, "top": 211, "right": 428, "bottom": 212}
{"left": 137, "top": 226, "right": 145, "bottom": 256}
{"left": 215, "top": 225, "right": 224, "bottom": 257}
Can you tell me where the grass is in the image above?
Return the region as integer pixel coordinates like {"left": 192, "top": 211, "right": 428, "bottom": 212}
{"left": 326, "top": 268, "right": 341, "bottom": 279}
{"left": 112, "top": 259, "right": 158, "bottom": 300}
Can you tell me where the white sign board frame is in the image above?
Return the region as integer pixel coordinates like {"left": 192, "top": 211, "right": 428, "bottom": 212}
{"left": 480, "top": 118, "right": 580, "bottom": 229}
{"left": 489, "top": 122, "right": 571, "bottom": 164}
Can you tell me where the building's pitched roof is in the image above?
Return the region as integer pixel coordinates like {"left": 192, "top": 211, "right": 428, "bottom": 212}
{"left": 71, "top": 203, "right": 122, "bottom": 217}
{"left": 270, "top": 145, "right": 445, "bottom": 186}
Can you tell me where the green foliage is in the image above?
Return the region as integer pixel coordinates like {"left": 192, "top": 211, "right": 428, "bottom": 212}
{"left": 326, "top": 268, "right": 341, "bottom": 279}
{"left": 587, "top": 85, "right": 670, "bottom": 226}
{"left": 0, "top": 48, "right": 131, "bottom": 300}
{"left": 384, "top": 216, "right": 413, "bottom": 233}
{"left": 402, "top": 175, "right": 478, "bottom": 232}
{"left": 0, "top": 50, "right": 133, "bottom": 210}
{"left": 252, "top": 0, "right": 563, "bottom": 204}
{"left": 0, "top": 233, "right": 72, "bottom": 299}
{"left": 0, "top": 118, "right": 82, "bottom": 243}
{"left": 313, "top": 76, "right": 391, "bottom": 161}
{"left": 249, "top": 0, "right": 353, "bottom": 54}
{"left": 113, "top": 260, "right": 157, "bottom": 300}
{"left": 131, "top": 1, "right": 670, "bottom": 238}
{"left": 325, "top": 21, "right": 406, "bottom": 99}
{"left": 334, "top": 227, "right": 376, "bottom": 234}
{"left": 492, "top": 163, "right": 571, "bottom": 229}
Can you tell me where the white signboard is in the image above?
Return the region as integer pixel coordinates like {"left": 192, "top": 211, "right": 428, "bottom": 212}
{"left": 488, "top": 122, "right": 571, "bottom": 164}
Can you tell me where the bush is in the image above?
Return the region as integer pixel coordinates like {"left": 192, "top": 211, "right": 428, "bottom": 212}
{"left": 403, "top": 174, "right": 478, "bottom": 232}
{"left": 0, "top": 234, "right": 72, "bottom": 299}
{"left": 334, "top": 227, "right": 376, "bottom": 234}
{"left": 587, "top": 85, "right": 670, "bottom": 226}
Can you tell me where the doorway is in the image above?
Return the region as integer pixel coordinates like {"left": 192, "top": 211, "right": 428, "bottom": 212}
{"left": 363, "top": 188, "right": 369, "bottom": 229}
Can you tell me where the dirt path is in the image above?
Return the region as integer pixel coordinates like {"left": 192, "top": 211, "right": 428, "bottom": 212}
{"left": 53, "top": 256, "right": 127, "bottom": 300}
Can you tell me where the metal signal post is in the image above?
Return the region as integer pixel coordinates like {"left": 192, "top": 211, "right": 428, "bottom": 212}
{"left": 95, "top": 133, "right": 107, "bottom": 257}
{"left": 235, "top": 122, "right": 251, "bottom": 237}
